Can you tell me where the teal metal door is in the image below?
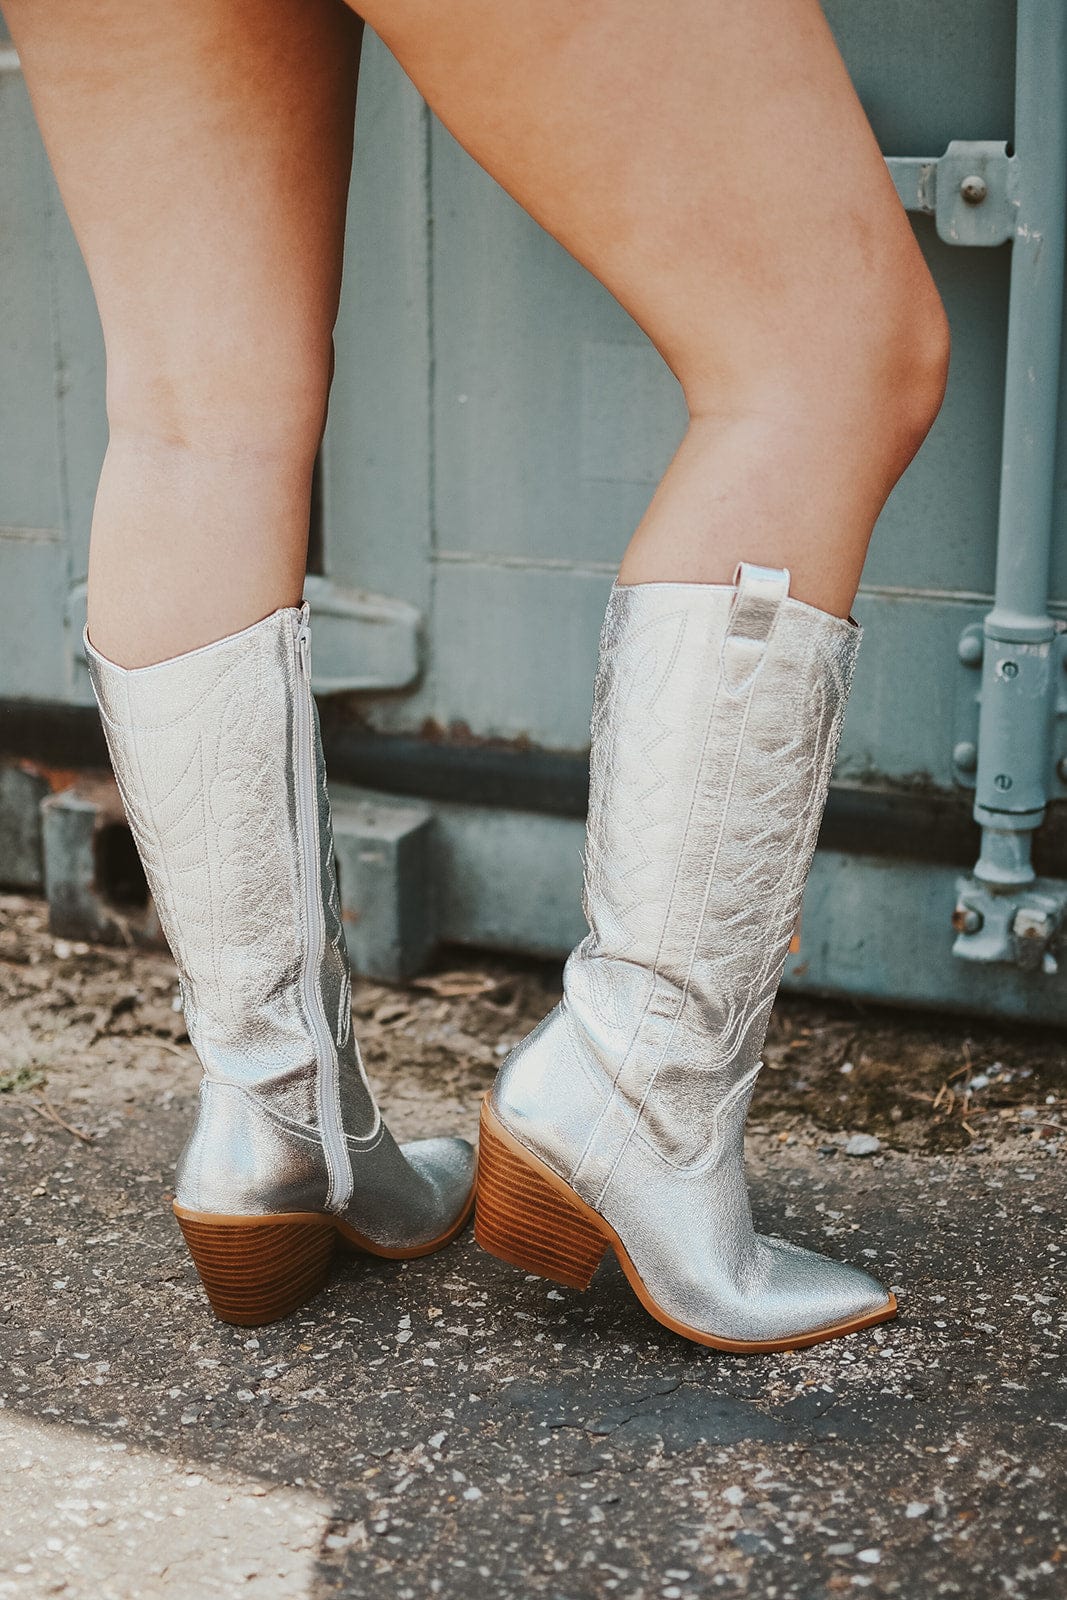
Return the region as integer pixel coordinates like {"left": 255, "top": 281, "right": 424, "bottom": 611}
{"left": 3, "top": 3, "right": 1066, "bottom": 1020}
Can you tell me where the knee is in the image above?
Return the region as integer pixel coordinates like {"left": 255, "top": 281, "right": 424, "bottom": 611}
{"left": 870, "top": 268, "right": 951, "bottom": 476}
{"left": 683, "top": 242, "right": 951, "bottom": 487}
{"left": 802, "top": 254, "right": 951, "bottom": 478}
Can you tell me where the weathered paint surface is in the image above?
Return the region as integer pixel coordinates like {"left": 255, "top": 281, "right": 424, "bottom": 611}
{"left": 6, "top": 4, "right": 1067, "bottom": 1014}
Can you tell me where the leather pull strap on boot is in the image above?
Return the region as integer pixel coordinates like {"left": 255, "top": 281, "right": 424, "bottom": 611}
{"left": 476, "top": 563, "right": 896, "bottom": 1351}
{"left": 84, "top": 603, "right": 474, "bottom": 1326}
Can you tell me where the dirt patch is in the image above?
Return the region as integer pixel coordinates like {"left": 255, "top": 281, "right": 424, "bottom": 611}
{"left": 1, "top": 892, "right": 1064, "bottom": 1161}
{"left": 759, "top": 1000, "right": 1067, "bottom": 1154}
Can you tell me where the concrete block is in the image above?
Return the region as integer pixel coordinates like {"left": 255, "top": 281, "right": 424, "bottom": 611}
{"left": 40, "top": 776, "right": 162, "bottom": 946}
{"left": 0, "top": 761, "right": 50, "bottom": 890}
{"left": 331, "top": 792, "right": 436, "bottom": 983}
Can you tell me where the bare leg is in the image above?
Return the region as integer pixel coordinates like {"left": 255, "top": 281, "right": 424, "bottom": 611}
{"left": 350, "top": 1, "right": 934, "bottom": 1346}
{"left": 354, "top": 0, "right": 949, "bottom": 616}
{"left": 4, "top": 0, "right": 363, "bottom": 666}
{"left": 7, "top": 2, "right": 476, "bottom": 1325}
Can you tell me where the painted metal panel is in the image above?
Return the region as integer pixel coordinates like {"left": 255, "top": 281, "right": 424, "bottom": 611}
{"left": 0, "top": 59, "right": 68, "bottom": 701}
{"left": 783, "top": 849, "right": 1067, "bottom": 1023}
{"left": 822, "top": 0, "right": 1015, "bottom": 158}
{"left": 329, "top": 11, "right": 1029, "bottom": 769}
{"left": 0, "top": 64, "right": 65, "bottom": 541}
{"left": 0, "top": 43, "right": 107, "bottom": 702}
{"left": 6, "top": 3, "right": 1067, "bottom": 1019}
{"left": 323, "top": 46, "right": 433, "bottom": 616}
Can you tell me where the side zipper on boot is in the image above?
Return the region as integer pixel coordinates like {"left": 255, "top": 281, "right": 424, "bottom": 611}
{"left": 293, "top": 603, "right": 353, "bottom": 1216}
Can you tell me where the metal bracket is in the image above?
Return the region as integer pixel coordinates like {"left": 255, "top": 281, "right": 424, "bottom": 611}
{"left": 952, "top": 875, "right": 1066, "bottom": 972}
{"left": 299, "top": 575, "right": 422, "bottom": 694}
{"left": 951, "top": 614, "right": 1067, "bottom": 972}
{"left": 66, "top": 574, "right": 423, "bottom": 702}
{"left": 951, "top": 622, "right": 985, "bottom": 788}
{"left": 887, "top": 140, "right": 1019, "bottom": 246}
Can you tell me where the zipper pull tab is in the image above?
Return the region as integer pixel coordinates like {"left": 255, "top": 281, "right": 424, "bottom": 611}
{"left": 296, "top": 601, "right": 312, "bottom": 675}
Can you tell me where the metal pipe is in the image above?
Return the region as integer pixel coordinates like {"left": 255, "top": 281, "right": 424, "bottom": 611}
{"left": 972, "top": 0, "right": 1067, "bottom": 889}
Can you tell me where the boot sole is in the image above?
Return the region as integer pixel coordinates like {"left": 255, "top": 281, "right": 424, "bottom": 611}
{"left": 474, "top": 1095, "right": 897, "bottom": 1353}
{"left": 174, "top": 1169, "right": 476, "bottom": 1328}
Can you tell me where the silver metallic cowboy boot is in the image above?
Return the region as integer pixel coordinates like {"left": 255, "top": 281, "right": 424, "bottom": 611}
{"left": 84, "top": 603, "right": 475, "bottom": 1326}
{"left": 476, "top": 564, "right": 895, "bottom": 1351}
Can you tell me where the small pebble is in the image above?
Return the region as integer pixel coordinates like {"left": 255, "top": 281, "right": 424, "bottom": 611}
{"left": 844, "top": 1134, "right": 882, "bottom": 1158}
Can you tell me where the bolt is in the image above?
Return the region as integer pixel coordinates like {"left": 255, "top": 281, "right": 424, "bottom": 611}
{"left": 994, "top": 773, "right": 1013, "bottom": 791}
{"left": 958, "top": 632, "right": 983, "bottom": 667}
{"left": 1000, "top": 659, "right": 1019, "bottom": 679}
{"left": 952, "top": 905, "right": 983, "bottom": 936}
{"left": 953, "top": 741, "right": 978, "bottom": 773}
{"left": 960, "top": 174, "right": 988, "bottom": 205}
{"left": 1013, "top": 907, "right": 1053, "bottom": 941}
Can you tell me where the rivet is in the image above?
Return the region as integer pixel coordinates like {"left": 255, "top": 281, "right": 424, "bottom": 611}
{"left": 994, "top": 773, "right": 1013, "bottom": 791}
{"left": 960, "top": 174, "right": 988, "bottom": 205}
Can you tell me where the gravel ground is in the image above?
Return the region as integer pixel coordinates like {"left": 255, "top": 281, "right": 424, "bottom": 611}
{"left": 0, "top": 892, "right": 1064, "bottom": 1599}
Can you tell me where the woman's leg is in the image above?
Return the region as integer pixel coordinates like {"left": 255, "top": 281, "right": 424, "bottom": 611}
{"left": 6, "top": 0, "right": 476, "bottom": 1326}
{"left": 4, "top": 0, "right": 363, "bottom": 666}
{"left": 351, "top": 0, "right": 939, "bottom": 1347}
{"left": 353, "top": 0, "right": 949, "bottom": 616}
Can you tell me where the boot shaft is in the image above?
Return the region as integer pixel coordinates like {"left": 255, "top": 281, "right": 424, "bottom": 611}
{"left": 81, "top": 610, "right": 476, "bottom": 1277}
{"left": 564, "top": 566, "right": 861, "bottom": 1169}
{"left": 83, "top": 606, "right": 378, "bottom": 1207}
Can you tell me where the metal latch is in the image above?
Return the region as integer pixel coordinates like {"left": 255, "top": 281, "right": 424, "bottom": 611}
{"left": 953, "top": 879, "right": 1064, "bottom": 973}
{"left": 887, "top": 140, "right": 1019, "bottom": 246}
{"left": 952, "top": 621, "right": 1067, "bottom": 797}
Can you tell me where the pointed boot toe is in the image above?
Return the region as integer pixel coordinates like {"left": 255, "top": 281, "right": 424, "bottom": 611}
{"left": 334, "top": 1131, "right": 477, "bottom": 1258}
{"left": 401, "top": 1135, "right": 478, "bottom": 1243}
{"left": 733, "top": 1239, "right": 896, "bottom": 1348}
{"left": 403, "top": 1134, "right": 478, "bottom": 1212}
